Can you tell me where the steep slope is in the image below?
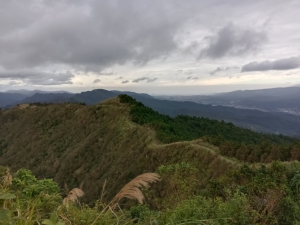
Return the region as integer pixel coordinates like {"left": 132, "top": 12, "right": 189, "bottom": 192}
{"left": 0, "top": 97, "right": 236, "bottom": 202}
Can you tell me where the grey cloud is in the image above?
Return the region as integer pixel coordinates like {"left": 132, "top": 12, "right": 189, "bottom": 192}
{"left": 209, "top": 66, "right": 239, "bottom": 75}
{"left": 132, "top": 77, "right": 148, "bottom": 83}
{"left": 199, "top": 24, "right": 267, "bottom": 59}
{"left": 0, "top": 1, "right": 191, "bottom": 72}
{"left": 132, "top": 77, "right": 158, "bottom": 83}
{"left": 0, "top": 70, "right": 74, "bottom": 85}
{"left": 146, "top": 78, "right": 158, "bottom": 83}
{"left": 116, "top": 76, "right": 123, "bottom": 80}
{"left": 241, "top": 56, "right": 300, "bottom": 72}
{"left": 121, "top": 80, "right": 129, "bottom": 84}
{"left": 93, "top": 79, "right": 101, "bottom": 84}
{"left": 8, "top": 81, "right": 21, "bottom": 86}
{"left": 187, "top": 76, "right": 198, "bottom": 80}
{"left": 209, "top": 67, "right": 223, "bottom": 75}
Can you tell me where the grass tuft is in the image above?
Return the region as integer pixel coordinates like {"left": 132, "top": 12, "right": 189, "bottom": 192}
{"left": 112, "top": 173, "right": 160, "bottom": 204}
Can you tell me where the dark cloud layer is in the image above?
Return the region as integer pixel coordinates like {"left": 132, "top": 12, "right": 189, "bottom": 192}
{"left": 0, "top": 0, "right": 299, "bottom": 89}
{"left": 241, "top": 56, "right": 300, "bottom": 72}
{"left": 0, "top": 1, "right": 190, "bottom": 73}
{"left": 199, "top": 24, "right": 267, "bottom": 59}
{"left": 0, "top": 70, "right": 74, "bottom": 85}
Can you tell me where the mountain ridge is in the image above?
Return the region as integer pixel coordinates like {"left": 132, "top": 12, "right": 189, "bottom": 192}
{"left": 1, "top": 87, "right": 300, "bottom": 137}
{"left": 0, "top": 97, "right": 236, "bottom": 202}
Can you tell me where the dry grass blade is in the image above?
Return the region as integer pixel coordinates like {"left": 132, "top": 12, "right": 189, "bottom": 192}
{"left": 2, "top": 168, "right": 12, "bottom": 186}
{"left": 63, "top": 183, "right": 69, "bottom": 195}
{"left": 63, "top": 188, "right": 84, "bottom": 206}
{"left": 100, "top": 179, "right": 107, "bottom": 202}
{"left": 91, "top": 173, "right": 160, "bottom": 225}
{"left": 112, "top": 173, "right": 160, "bottom": 204}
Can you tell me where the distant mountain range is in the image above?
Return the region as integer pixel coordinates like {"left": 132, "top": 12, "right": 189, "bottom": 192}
{"left": 0, "top": 90, "right": 75, "bottom": 108}
{"left": 156, "top": 86, "right": 300, "bottom": 115}
{"left": 1, "top": 87, "right": 300, "bottom": 137}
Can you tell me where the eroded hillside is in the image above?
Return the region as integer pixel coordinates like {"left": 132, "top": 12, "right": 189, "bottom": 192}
{"left": 0, "top": 98, "right": 236, "bottom": 202}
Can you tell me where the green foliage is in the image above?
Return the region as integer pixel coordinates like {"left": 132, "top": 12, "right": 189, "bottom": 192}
{"left": 158, "top": 162, "right": 198, "bottom": 196}
{"left": 291, "top": 170, "right": 300, "bottom": 193}
{"left": 12, "top": 169, "right": 37, "bottom": 189}
{"left": 167, "top": 192, "right": 254, "bottom": 225}
{"left": 12, "top": 169, "right": 60, "bottom": 197}
{"left": 130, "top": 205, "right": 151, "bottom": 222}
{"left": 2, "top": 162, "right": 300, "bottom": 224}
{"left": 42, "top": 212, "right": 65, "bottom": 225}
{"left": 205, "top": 161, "right": 300, "bottom": 224}
{"left": 0, "top": 193, "right": 16, "bottom": 199}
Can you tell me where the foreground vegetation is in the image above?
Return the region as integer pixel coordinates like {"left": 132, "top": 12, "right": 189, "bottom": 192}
{"left": 2, "top": 160, "right": 300, "bottom": 224}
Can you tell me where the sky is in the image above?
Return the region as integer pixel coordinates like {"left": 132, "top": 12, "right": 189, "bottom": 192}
{"left": 0, "top": 0, "right": 300, "bottom": 95}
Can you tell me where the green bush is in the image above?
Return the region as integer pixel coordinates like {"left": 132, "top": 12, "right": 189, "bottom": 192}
{"left": 167, "top": 192, "right": 254, "bottom": 225}
{"left": 12, "top": 169, "right": 60, "bottom": 197}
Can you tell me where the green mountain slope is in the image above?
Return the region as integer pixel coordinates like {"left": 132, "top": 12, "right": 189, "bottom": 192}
{"left": 119, "top": 94, "right": 300, "bottom": 163}
{"left": 0, "top": 98, "right": 236, "bottom": 202}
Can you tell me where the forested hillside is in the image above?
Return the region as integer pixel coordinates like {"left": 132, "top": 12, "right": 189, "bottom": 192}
{"left": 119, "top": 94, "right": 300, "bottom": 163}
{"left": 0, "top": 98, "right": 235, "bottom": 203}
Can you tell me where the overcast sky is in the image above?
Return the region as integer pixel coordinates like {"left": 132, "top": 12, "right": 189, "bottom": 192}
{"left": 0, "top": 0, "right": 300, "bottom": 95}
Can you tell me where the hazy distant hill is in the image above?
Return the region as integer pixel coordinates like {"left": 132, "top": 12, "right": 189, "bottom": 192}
{"left": 5, "top": 89, "right": 72, "bottom": 97}
{"left": 111, "top": 90, "right": 154, "bottom": 99}
{"left": 69, "top": 89, "right": 119, "bottom": 105}
{"left": 17, "top": 93, "right": 75, "bottom": 104}
{"left": 0, "top": 92, "right": 27, "bottom": 108}
{"left": 156, "top": 86, "right": 300, "bottom": 115}
{"left": 0, "top": 90, "right": 74, "bottom": 108}
{"left": 69, "top": 89, "right": 154, "bottom": 105}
